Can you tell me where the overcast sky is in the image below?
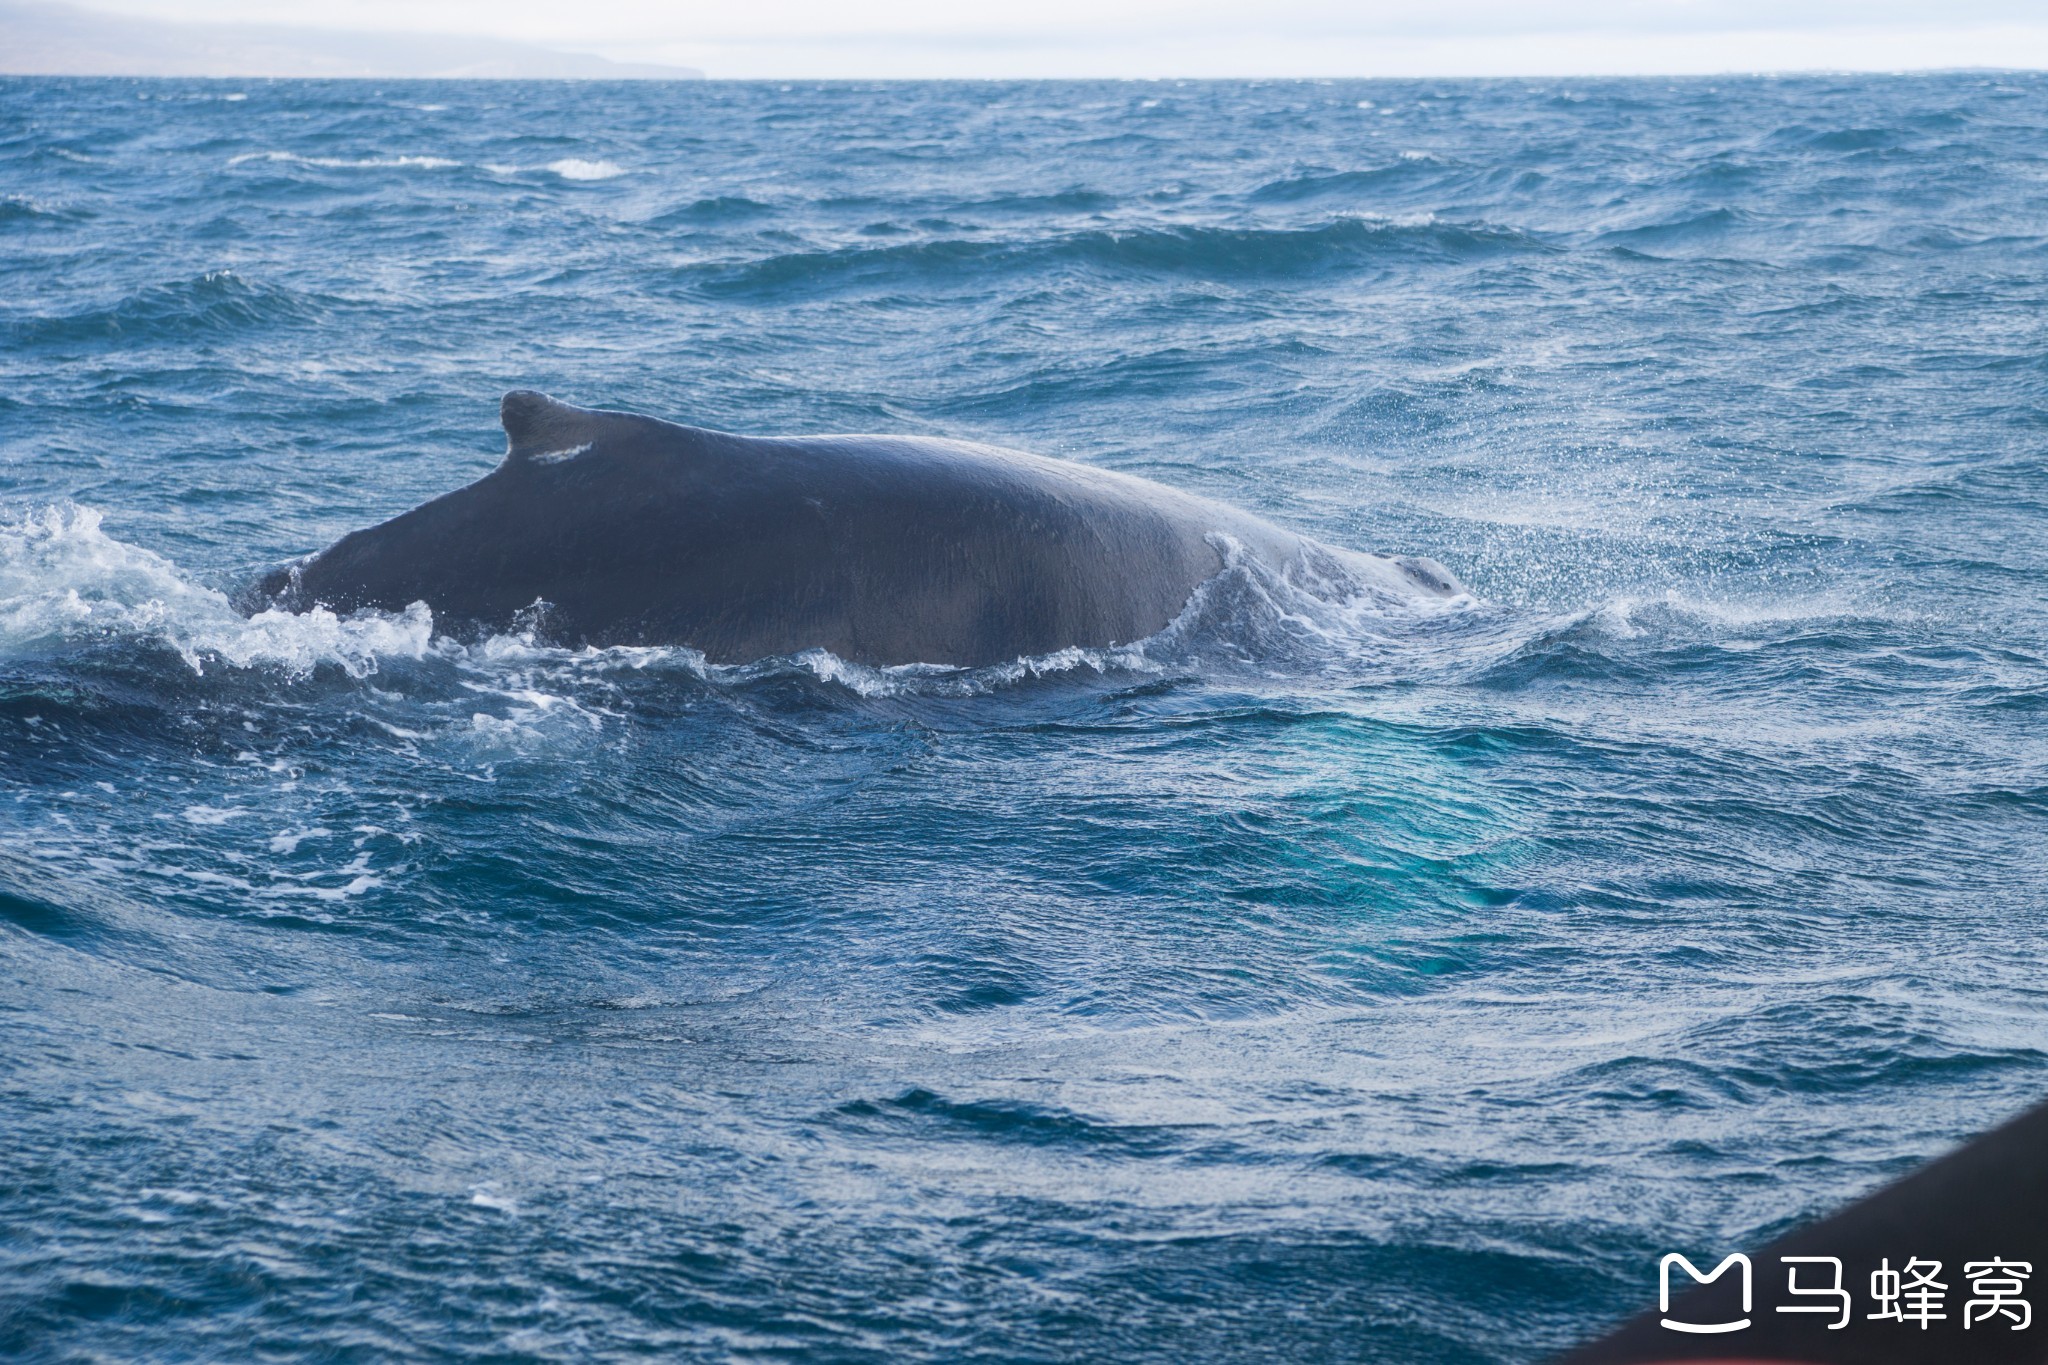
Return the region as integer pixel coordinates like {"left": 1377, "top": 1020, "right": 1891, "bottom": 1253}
{"left": 70, "top": 0, "right": 2048, "bottom": 78}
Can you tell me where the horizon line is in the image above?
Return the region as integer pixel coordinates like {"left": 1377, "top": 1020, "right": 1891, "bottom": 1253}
{"left": 5, "top": 65, "right": 2047, "bottom": 80}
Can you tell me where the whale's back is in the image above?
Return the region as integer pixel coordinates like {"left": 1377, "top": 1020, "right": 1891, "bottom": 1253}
{"left": 257, "top": 393, "right": 1372, "bottom": 666}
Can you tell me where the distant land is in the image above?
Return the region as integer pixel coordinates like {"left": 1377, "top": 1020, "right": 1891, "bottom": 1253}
{"left": 0, "top": 0, "right": 703, "bottom": 78}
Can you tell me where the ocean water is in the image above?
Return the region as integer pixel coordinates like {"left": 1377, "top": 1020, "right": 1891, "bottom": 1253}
{"left": 3, "top": 72, "right": 2047, "bottom": 1362}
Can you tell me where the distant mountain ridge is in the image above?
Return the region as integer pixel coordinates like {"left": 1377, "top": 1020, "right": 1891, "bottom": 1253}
{"left": 0, "top": 0, "right": 703, "bottom": 78}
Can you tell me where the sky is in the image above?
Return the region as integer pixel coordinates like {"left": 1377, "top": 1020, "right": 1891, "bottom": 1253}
{"left": 64, "top": 0, "right": 2048, "bottom": 78}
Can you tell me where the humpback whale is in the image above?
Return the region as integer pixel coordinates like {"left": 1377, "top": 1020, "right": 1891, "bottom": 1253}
{"left": 251, "top": 392, "right": 1462, "bottom": 666}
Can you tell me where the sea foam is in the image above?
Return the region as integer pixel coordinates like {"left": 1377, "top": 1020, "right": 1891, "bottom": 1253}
{"left": 0, "top": 506, "right": 432, "bottom": 679}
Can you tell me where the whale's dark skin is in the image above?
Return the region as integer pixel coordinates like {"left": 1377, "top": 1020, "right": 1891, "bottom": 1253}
{"left": 250, "top": 392, "right": 1461, "bottom": 667}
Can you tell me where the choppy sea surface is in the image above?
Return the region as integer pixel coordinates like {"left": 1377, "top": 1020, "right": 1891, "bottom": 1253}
{"left": 4, "top": 73, "right": 2047, "bottom": 1362}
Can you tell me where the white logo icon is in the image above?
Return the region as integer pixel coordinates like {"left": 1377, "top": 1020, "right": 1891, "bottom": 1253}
{"left": 1660, "top": 1253, "right": 1752, "bottom": 1334}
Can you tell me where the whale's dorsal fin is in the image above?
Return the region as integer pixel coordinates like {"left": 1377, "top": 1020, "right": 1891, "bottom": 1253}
{"left": 500, "top": 390, "right": 622, "bottom": 466}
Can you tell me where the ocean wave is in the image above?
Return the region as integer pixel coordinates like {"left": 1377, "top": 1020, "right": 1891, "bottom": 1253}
{"left": 698, "top": 216, "right": 1552, "bottom": 297}
{"left": 1592, "top": 206, "right": 1753, "bottom": 250}
{"left": 643, "top": 194, "right": 776, "bottom": 225}
{"left": 831, "top": 1087, "right": 1175, "bottom": 1151}
{"left": 5, "top": 270, "right": 327, "bottom": 346}
{"left": 958, "top": 188, "right": 1119, "bottom": 215}
{"left": 1457, "top": 592, "right": 1914, "bottom": 700}
{"left": 0, "top": 193, "right": 90, "bottom": 226}
{"left": 1764, "top": 124, "right": 1906, "bottom": 154}
{"left": 1246, "top": 158, "right": 1460, "bottom": 203}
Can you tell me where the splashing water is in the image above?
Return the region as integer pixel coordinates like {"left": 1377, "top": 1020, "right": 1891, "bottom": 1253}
{"left": 0, "top": 505, "right": 435, "bottom": 678}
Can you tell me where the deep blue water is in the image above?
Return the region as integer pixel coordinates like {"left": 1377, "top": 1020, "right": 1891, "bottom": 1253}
{"left": 4, "top": 72, "right": 2048, "bottom": 1363}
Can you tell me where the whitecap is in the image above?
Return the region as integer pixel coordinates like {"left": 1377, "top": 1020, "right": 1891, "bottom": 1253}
{"left": 468, "top": 1181, "right": 518, "bottom": 1213}
{"left": 226, "top": 151, "right": 460, "bottom": 170}
{"left": 547, "top": 158, "right": 626, "bottom": 181}
{"left": 267, "top": 827, "right": 333, "bottom": 855}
